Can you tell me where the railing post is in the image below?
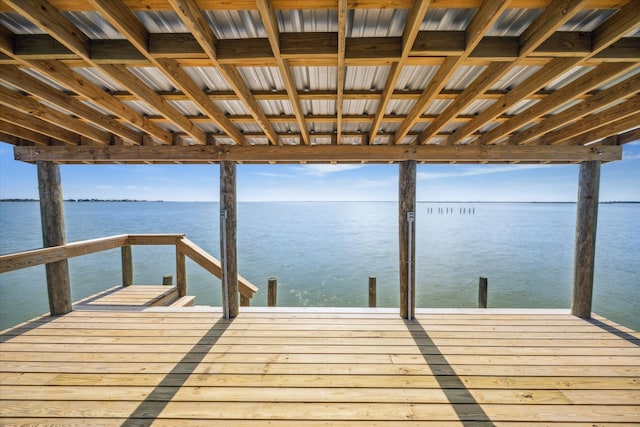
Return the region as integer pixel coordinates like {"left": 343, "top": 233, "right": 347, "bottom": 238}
{"left": 478, "top": 277, "right": 488, "bottom": 308}
{"left": 572, "top": 160, "right": 600, "bottom": 318}
{"left": 176, "top": 247, "right": 186, "bottom": 297}
{"left": 37, "top": 161, "right": 71, "bottom": 316}
{"left": 368, "top": 276, "right": 377, "bottom": 308}
{"left": 162, "top": 275, "right": 173, "bottom": 286}
{"left": 121, "top": 245, "right": 133, "bottom": 286}
{"left": 268, "top": 277, "right": 277, "bottom": 307}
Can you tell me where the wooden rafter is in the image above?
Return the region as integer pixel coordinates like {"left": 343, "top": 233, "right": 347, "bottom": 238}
{"left": 446, "top": 0, "right": 590, "bottom": 145}
{"left": 0, "top": 104, "right": 79, "bottom": 145}
{"left": 168, "top": 0, "right": 279, "bottom": 145}
{"left": 256, "top": 0, "right": 309, "bottom": 145}
{"left": 455, "top": 0, "right": 640, "bottom": 145}
{"left": 482, "top": 63, "right": 639, "bottom": 145}
{"left": 543, "top": 95, "right": 640, "bottom": 145}
{"left": 394, "top": 0, "right": 510, "bottom": 144}
{"left": 0, "top": 85, "right": 110, "bottom": 145}
{"left": 555, "top": 112, "right": 640, "bottom": 146}
{"left": 0, "top": 120, "right": 50, "bottom": 146}
{"left": 368, "top": 0, "right": 430, "bottom": 144}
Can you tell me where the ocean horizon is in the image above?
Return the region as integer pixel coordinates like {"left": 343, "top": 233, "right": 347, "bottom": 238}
{"left": 1, "top": 201, "right": 638, "bottom": 331}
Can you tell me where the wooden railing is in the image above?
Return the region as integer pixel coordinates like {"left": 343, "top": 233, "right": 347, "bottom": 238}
{"left": 0, "top": 233, "right": 258, "bottom": 304}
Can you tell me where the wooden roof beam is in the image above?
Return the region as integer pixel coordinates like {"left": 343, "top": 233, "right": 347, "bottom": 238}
{"left": 481, "top": 62, "right": 639, "bottom": 145}
{"left": 256, "top": 0, "right": 309, "bottom": 145}
{"left": 0, "top": 104, "right": 79, "bottom": 145}
{"left": 336, "top": 0, "right": 347, "bottom": 144}
{"left": 0, "top": 85, "right": 111, "bottom": 145}
{"left": 88, "top": 0, "right": 245, "bottom": 145}
{"left": 394, "top": 0, "right": 510, "bottom": 144}
{"left": 618, "top": 127, "right": 640, "bottom": 145}
{"left": 168, "top": 0, "right": 279, "bottom": 146}
{"left": 0, "top": 120, "right": 50, "bottom": 146}
{"left": 13, "top": 143, "right": 622, "bottom": 164}
{"left": 543, "top": 95, "right": 640, "bottom": 145}
{"left": 448, "top": 0, "right": 640, "bottom": 144}
{"left": 0, "top": 64, "right": 142, "bottom": 145}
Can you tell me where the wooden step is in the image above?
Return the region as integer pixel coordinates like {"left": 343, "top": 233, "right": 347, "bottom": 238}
{"left": 170, "top": 296, "right": 196, "bottom": 307}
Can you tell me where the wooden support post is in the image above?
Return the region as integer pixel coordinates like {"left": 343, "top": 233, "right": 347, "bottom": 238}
{"left": 176, "top": 248, "right": 186, "bottom": 297}
{"left": 399, "top": 160, "right": 416, "bottom": 320}
{"left": 121, "top": 245, "right": 133, "bottom": 286}
{"left": 268, "top": 277, "right": 277, "bottom": 307}
{"left": 572, "top": 160, "right": 601, "bottom": 319}
{"left": 220, "top": 161, "right": 239, "bottom": 318}
{"left": 37, "top": 161, "right": 71, "bottom": 316}
{"left": 162, "top": 275, "right": 173, "bottom": 286}
{"left": 478, "top": 276, "right": 488, "bottom": 308}
{"left": 368, "top": 276, "right": 377, "bottom": 308}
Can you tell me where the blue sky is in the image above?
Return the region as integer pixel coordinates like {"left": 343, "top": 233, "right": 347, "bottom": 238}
{"left": 1, "top": 141, "right": 638, "bottom": 202}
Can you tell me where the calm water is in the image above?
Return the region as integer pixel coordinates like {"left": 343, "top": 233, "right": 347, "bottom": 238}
{"left": 0, "top": 201, "right": 638, "bottom": 330}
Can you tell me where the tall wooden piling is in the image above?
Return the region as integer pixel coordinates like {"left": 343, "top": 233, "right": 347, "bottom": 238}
{"left": 399, "top": 160, "right": 416, "bottom": 319}
{"left": 37, "top": 161, "right": 71, "bottom": 316}
{"left": 220, "top": 161, "right": 239, "bottom": 318}
{"left": 268, "top": 277, "right": 277, "bottom": 307}
{"left": 478, "top": 277, "right": 488, "bottom": 308}
{"left": 368, "top": 276, "right": 377, "bottom": 308}
{"left": 572, "top": 160, "right": 600, "bottom": 318}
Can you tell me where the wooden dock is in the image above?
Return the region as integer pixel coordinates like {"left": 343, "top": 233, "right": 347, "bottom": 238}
{"left": 0, "top": 308, "right": 638, "bottom": 426}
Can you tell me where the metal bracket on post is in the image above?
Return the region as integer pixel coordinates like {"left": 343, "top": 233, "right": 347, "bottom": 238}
{"left": 407, "top": 211, "right": 415, "bottom": 321}
{"left": 220, "top": 208, "right": 229, "bottom": 320}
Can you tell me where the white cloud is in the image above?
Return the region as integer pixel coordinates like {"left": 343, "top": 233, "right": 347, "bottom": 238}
{"left": 253, "top": 171, "right": 297, "bottom": 178}
{"left": 623, "top": 152, "right": 640, "bottom": 160}
{"left": 299, "top": 164, "right": 366, "bottom": 177}
{"left": 417, "top": 164, "right": 551, "bottom": 180}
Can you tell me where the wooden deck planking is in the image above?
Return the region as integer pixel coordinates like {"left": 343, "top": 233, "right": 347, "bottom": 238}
{"left": 0, "top": 308, "right": 638, "bottom": 425}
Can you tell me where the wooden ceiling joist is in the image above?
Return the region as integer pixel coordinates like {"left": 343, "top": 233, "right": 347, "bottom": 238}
{"left": 0, "top": 0, "right": 636, "bottom": 163}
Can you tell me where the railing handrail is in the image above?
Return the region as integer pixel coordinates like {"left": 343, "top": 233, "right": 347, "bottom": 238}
{"left": 0, "top": 233, "right": 257, "bottom": 299}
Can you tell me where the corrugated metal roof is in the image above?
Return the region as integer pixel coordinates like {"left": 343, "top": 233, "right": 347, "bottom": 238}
{"left": 396, "top": 66, "right": 438, "bottom": 91}
{"left": 349, "top": 9, "right": 408, "bottom": 37}
{"left": 203, "top": 10, "right": 266, "bottom": 38}
{"left": 344, "top": 66, "right": 390, "bottom": 91}
{"left": 441, "top": 122, "right": 464, "bottom": 134}
{"left": 548, "top": 99, "right": 583, "bottom": 115}
{"left": 0, "top": 12, "right": 43, "bottom": 34}
{"left": 423, "top": 99, "right": 453, "bottom": 115}
{"left": 168, "top": 100, "right": 203, "bottom": 116}
{"left": 20, "top": 68, "right": 67, "bottom": 92}
{"left": 444, "top": 65, "right": 487, "bottom": 91}
{"left": 196, "top": 123, "right": 221, "bottom": 133}
{"left": 258, "top": 100, "right": 295, "bottom": 116}
{"left": 302, "top": 100, "right": 336, "bottom": 116}
{"left": 129, "top": 67, "right": 176, "bottom": 92}
{"left": 80, "top": 100, "right": 112, "bottom": 116}
{"left": 238, "top": 67, "right": 284, "bottom": 91}
{"left": 490, "top": 66, "right": 543, "bottom": 91}
{"left": 183, "top": 67, "right": 233, "bottom": 91}
{"left": 478, "top": 122, "right": 501, "bottom": 133}
{"left": 63, "top": 12, "right": 123, "bottom": 39}
{"left": 487, "top": 9, "right": 542, "bottom": 36}
{"left": 277, "top": 9, "right": 337, "bottom": 32}
{"left": 460, "top": 99, "right": 497, "bottom": 116}
{"left": 71, "top": 67, "right": 125, "bottom": 91}
{"left": 134, "top": 11, "right": 189, "bottom": 33}
{"left": 560, "top": 9, "right": 616, "bottom": 31}
{"left": 122, "top": 100, "right": 159, "bottom": 116}
{"left": 237, "top": 123, "right": 264, "bottom": 133}
{"left": 420, "top": 8, "right": 476, "bottom": 31}
{"left": 505, "top": 99, "right": 539, "bottom": 115}
{"left": 385, "top": 99, "right": 416, "bottom": 115}
{"left": 342, "top": 99, "right": 379, "bottom": 116}
{"left": 213, "top": 100, "right": 251, "bottom": 116}
{"left": 293, "top": 67, "right": 337, "bottom": 91}
{"left": 545, "top": 66, "right": 595, "bottom": 90}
